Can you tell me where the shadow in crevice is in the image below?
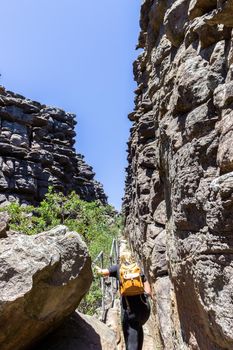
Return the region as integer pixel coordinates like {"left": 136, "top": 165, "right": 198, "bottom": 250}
{"left": 32, "top": 312, "right": 103, "bottom": 350}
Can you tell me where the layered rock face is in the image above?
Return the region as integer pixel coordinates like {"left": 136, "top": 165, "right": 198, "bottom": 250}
{"left": 0, "top": 87, "right": 107, "bottom": 205}
{"left": 123, "top": 0, "right": 233, "bottom": 349}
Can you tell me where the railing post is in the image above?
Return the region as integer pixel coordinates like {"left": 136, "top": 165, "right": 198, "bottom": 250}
{"left": 93, "top": 238, "right": 119, "bottom": 322}
{"left": 100, "top": 251, "right": 105, "bottom": 321}
{"left": 92, "top": 251, "right": 105, "bottom": 321}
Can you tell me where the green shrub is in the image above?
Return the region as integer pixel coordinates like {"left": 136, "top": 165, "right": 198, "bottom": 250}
{"left": 79, "top": 278, "right": 103, "bottom": 315}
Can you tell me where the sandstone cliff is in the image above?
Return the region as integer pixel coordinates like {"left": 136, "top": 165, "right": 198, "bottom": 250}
{"left": 0, "top": 87, "right": 107, "bottom": 205}
{"left": 123, "top": 0, "right": 233, "bottom": 349}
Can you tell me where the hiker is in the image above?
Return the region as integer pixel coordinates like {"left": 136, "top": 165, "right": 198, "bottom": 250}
{"left": 94, "top": 250, "right": 151, "bottom": 350}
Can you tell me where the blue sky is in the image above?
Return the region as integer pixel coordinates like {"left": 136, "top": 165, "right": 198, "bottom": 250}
{"left": 0, "top": 1, "right": 141, "bottom": 210}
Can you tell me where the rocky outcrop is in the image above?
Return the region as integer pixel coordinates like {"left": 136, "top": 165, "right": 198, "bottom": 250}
{"left": 34, "top": 312, "right": 117, "bottom": 350}
{"left": 0, "top": 225, "right": 92, "bottom": 350}
{"left": 123, "top": 0, "right": 233, "bottom": 349}
{"left": 0, "top": 211, "right": 9, "bottom": 238}
{"left": 0, "top": 87, "right": 107, "bottom": 205}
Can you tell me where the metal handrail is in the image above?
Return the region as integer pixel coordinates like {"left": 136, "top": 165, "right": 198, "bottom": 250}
{"left": 93, "top": 238, "right": 119, "bottom": 321}
{"left": 92, "top": 250, "right": 105, "bottom": 321}
{"left": 110, "top": 238, "right": 118, "bottom": 262}
{"left": 93, "top": 251, "right": 104, "bottom": 266}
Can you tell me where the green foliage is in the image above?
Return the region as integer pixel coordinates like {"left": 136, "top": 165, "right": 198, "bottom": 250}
{"left": 79, "top": 279, "right": 103, "bottom": 315}
{"left": 3, "top": 187, "right": 123, "bottom": 315}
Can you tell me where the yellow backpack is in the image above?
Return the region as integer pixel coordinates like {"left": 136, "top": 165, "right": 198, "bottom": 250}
{"left": 119, "top": 263, "right": 144, "bottom": 296}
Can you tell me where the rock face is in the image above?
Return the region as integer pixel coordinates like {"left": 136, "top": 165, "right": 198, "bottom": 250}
{"left": 0, "top": 225, "right": 92, "bottom": 350}
{"left": 34, "top": 312, "right": 117, "bottom": 350}
{"left": 0, "top": 87, "right": 107, "bottom": 205}
{"left": 123, "top": 1, "right": 233, "bottom": 349}
{"left": 0, "top": 211, "right": 9, "bottom": 238}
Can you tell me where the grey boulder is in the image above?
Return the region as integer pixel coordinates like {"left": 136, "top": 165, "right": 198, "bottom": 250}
{"left": 0, "top": 225, "right": 92, "bottom": 350}
{"left": 33, "top": 312, "right": 117, "bottom": 350}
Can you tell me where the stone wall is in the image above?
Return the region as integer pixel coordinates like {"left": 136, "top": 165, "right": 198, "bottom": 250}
{"left": 123, "top": 1, "right": 233, "bottom": 349}
{"left": 0, "top": 87, "right": 107, "bottom": 205}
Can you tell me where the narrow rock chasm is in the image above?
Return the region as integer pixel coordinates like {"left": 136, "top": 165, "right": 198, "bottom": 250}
{"left": 1, "top": 0, "right": 233, "bottom": 349}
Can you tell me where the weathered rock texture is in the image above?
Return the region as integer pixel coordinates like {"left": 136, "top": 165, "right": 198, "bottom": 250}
{"left": 123, "top": 0, "right": 233, "bottom": 349}
{"left": 0, "top": 211, "right": 9, "bottom": 238}
{"left": 0, "top": 225, "right": 92, "bottom": 350}
{"left": 0, "top": 87, "right": 107, "bottom": 205}
{"left": 34, "top": 312, "right": 117, "bottom": 350}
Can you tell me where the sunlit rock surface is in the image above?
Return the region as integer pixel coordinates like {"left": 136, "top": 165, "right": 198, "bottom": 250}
{"left": 0, "top": 225, "right": 92, "bottom": 350}
{"left": 0, "top": 87, "right": 107, "bottom": 205}
{"left": 123, "top": 0, "right": 233, "bottom": 348}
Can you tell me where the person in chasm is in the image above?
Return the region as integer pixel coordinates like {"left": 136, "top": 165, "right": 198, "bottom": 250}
{"left": 94, "top": 249, "right": 151, "bottom": 350}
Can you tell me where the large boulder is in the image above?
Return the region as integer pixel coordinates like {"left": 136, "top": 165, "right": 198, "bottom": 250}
{"left": 33, "top": 312, "right": 117, "bottom": 350}
{"left": 0, "top": 225, "right": 92, "bottom": 350}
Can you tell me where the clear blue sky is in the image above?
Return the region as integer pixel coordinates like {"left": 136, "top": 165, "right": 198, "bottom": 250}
{"left": 0, "top": 1, "right": 141, "bottom": 210}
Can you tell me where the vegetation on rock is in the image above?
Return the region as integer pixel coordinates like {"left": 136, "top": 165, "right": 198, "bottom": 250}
{"left": 2, "top": 187, "right": 122, "bottom": 314}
